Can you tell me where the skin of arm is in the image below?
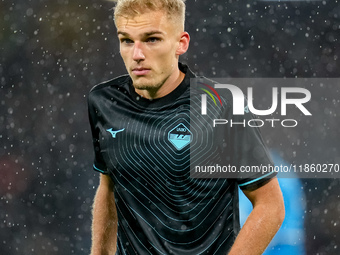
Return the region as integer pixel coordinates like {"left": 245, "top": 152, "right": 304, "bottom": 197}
{"left": 228, "top": 177, "right": 285, "bottom": 255}
{"left": 91, "top": 174, "right": 118, "bottom": 255}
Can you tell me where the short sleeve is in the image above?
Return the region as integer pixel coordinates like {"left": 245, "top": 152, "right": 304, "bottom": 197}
{"left": 88, "top": 91, "right": 109, "bottom": 175}
{"left": 223, "top": 101, "right": 276, "bottom": 190}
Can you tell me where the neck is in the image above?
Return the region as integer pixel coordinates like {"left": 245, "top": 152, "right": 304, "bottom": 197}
{"left": 135, "top": 69, "right": 185, "bottom": 100}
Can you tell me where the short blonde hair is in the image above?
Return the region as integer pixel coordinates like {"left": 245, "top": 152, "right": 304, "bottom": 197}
{"left": 113, "top": 0, "right": 186, "bottom": 30}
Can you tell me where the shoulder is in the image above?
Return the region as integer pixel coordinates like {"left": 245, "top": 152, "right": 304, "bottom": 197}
{"left": 88, "top": 74, "right": 132, "bottom": 108}
{"left": 87, "top": 75, "right": 132, "bottom": 118}
{"left": 89, "top": 74, "right": 131, "bottom": 95}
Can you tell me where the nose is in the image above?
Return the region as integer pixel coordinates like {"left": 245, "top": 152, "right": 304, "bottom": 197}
{"left": 132, "top": 42, "right": 145, "bottom": 61}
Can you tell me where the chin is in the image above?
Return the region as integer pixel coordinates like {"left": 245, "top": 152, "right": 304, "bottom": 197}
{"left": 133, "top": 84, "right": 160, "bottom": 90}
{"left": 132, "top": 79, "right": 161, "bottom": 90}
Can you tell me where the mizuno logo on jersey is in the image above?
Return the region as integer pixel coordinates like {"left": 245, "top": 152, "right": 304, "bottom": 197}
{"left": 106, "top": 128, "right": 125, "bottom": 138}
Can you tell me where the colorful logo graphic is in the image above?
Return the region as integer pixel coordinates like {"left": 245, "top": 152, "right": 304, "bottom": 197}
{"left": 199, "top": 82, "right": 223, "bottom": 115}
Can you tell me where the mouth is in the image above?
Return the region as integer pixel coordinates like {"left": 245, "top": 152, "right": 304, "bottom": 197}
{"left": 132, "top": 67, "right": 151, "bottom": 76}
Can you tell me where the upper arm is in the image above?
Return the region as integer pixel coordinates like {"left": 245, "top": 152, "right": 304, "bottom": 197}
{"left": 242, "top": 177, "right": 284, "bottom": 210}
{"left": 99, "top": 174, "right": 115, "bottom": 191}
{"left": 94, "top": 174, "right": 116, "bottom": 217}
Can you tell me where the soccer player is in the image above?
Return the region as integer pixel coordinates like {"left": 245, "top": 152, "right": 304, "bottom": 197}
{"left": 88, "top": 0, "right": 285, "bottom": 254}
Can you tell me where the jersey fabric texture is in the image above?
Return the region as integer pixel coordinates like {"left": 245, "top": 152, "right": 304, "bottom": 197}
{"left": 88, "top": 63, "right": 276, "bottom": 255}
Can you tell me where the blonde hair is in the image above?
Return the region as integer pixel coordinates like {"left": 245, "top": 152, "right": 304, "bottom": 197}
{"left": 113, "top": 0, "right": 186, "bottom": 30}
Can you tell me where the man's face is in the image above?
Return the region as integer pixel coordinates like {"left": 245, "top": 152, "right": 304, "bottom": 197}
{"left": 116, "top": 11, "right": 182, "bottom": 91}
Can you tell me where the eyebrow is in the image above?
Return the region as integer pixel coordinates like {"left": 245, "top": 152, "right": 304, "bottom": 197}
{"left": 117, "top": 31, "right": 164, "bottom": 37}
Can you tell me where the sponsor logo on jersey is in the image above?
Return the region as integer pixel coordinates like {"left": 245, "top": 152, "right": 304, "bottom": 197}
{"left": 106, "top": 128, "right": 125, "bottom": 138}
{"left": 168, "top": 123, "right": 192, "bottom": 150}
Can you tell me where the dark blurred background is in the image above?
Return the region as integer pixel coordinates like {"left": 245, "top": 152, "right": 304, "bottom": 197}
{"left": 1, "top": 0, "right": 339, "bottom": 254}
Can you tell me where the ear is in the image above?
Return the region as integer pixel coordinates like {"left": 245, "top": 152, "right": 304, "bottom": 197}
{"left": 176, "top": 32, "right": 190, "bottom": 56}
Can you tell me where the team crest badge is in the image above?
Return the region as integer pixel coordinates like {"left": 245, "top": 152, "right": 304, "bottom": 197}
{"left": 168, "top": 123, "right": 192, "bottom": 150}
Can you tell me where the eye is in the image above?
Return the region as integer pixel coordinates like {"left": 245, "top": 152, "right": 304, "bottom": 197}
{"left": 146, "top": 37, "right": 160, "bottom": 43}
{"left": 120, "top": 38, "right": 134, "bottom": 45}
